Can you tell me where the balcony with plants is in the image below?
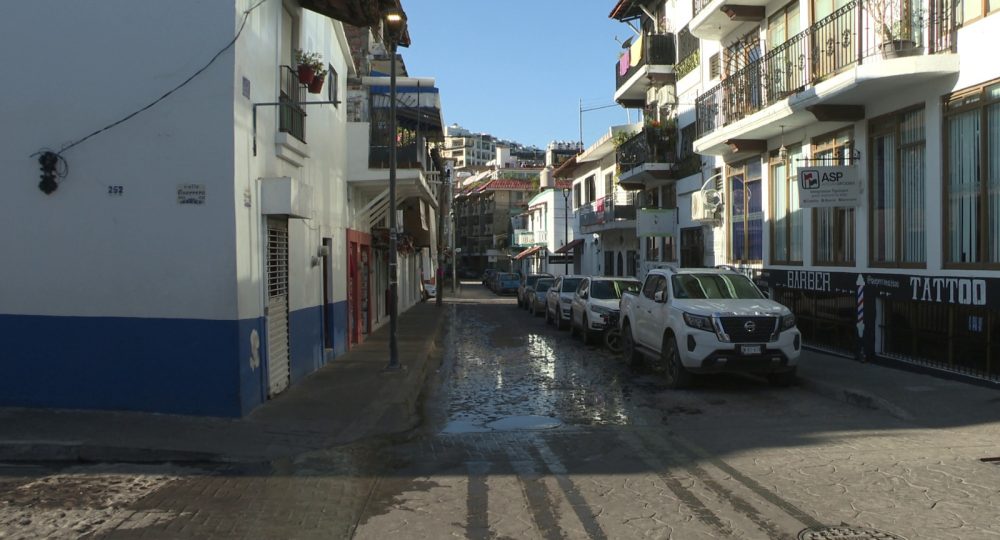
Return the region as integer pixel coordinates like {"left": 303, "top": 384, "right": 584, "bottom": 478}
{"left": 694, "top": 0, "right": 958, "bottom": 156}
{"left": 615, "top": 119, "right": 679, "bottom": 190}
{"left": 614, "top": 32, "right": 677, "bottom": 108}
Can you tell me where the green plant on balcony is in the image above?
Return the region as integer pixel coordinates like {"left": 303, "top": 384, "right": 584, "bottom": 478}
{"left": 675, "top": 50, "right": 700, "bottom": 79}
{"left": 866, "top": 0, "right": 921, "bottom": 57}
{"left": 294, "top": 49, "right": 325, "bottom": 84}
{"left": 644, "top": 118, "right": 677, "bottom": 162}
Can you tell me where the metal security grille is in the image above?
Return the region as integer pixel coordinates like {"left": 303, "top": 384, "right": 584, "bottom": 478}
{"left": 774, "top": 289, "right": 855, "bottom": 355}
{"left": 267, "top": 226, "right": 289, "bottom": 298}
{"left": 266, "top": 220, "right": 290, "bottom": 397}
{"left": 719, "top": 316, "right": 778, "bottom": 343}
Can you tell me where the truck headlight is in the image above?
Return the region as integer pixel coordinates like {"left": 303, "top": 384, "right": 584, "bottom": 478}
{"left": 781, "top": 313, "right": 796, "bottom": 331}
{"left": 590, "top": 305, "right": 612, "bottom": 315}
{"left": 683, "top": 312, "right": 713, "bottom": 332}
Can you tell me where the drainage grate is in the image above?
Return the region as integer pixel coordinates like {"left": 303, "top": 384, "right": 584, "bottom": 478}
{"left": 798, "top": 526, "right": 906, "bottom": 540}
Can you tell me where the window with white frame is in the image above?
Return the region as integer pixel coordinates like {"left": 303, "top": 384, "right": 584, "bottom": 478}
{"left": 944, "top": 79, "right": 1000, "bottom": 267}
{"left": 870, "top": 107, "right": 926, "bottom": 267}
{"left": 728, "top": 159, "right": 763, "bottom": 263}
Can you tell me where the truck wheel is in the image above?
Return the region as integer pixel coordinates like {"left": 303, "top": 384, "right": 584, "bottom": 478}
{"left": 622, "top": 322, "right": 642, "bottom": 368}
{"left": 604, "top": 328, "right": 623, "bottom": 353}
{"left": 767, "top": 368, "right": 797, "bottom": 387}
{"left": 662, "top": 335, "right": 693, "bottom": 389}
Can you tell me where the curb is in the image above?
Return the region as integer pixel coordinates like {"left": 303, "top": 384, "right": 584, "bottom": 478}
{"left": 799, "top": 378, "right": 915, "bottom": 421}
{"left": 0, "top": 441, "right": 231, "bottom": 464}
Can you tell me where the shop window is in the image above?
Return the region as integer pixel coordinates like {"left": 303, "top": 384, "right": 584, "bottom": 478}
{"left": 728, "top": 158, "right": 763, "bottom": 264}
{"left": 870, "top": 107, "right": 926, "bottom": 267}
{"left": 770, "top": 147, "right": 803, "bottom": 264}
{"left": 943, "top": 79, "right": 1000, "bottom": 267}
{"left": 812, "top": 129, "right": 855, "bottom": 266}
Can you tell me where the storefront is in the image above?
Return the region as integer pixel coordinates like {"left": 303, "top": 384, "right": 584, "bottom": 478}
{"left": 758, "top": 269, "right": 1000, "bottom": 383}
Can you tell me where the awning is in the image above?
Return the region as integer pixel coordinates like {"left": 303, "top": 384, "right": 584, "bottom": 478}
{"left": 555, "top": 238, "right": 584, "bottom": 254}
{"left": 514, "top": 245, "right": 544, "bottom": 260}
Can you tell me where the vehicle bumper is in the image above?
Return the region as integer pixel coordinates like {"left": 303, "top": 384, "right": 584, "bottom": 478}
{"left": 680, "top": 328, "right": 801, "bottom": 374}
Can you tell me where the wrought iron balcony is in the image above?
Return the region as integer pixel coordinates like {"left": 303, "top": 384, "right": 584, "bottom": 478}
{"left": 615, "top": 127, "right": 678, "bottom": 189}
{"left": 579, "top": 192, "right": 638, "bottom": 229}
{"left": 695, "top": 0, "right": 956, "bottom": 139}
{"left": 279, "top": 65, "right": 306, "bottom": 142}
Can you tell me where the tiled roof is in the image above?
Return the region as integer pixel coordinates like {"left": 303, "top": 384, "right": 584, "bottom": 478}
{"left": 475, "top": 179, "right": 533, "bottom": 193}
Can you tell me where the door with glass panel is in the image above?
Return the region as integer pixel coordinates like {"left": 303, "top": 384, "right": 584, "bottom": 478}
{"left": 811, "top": 0, "right": 855, "bottom": 80}
{"left": 766, "top": 1, "right": 802, "bottom": 101}
{"left": 869, "top": 108, "right": 926, "bottom": 267}
{"left": 812, "top": 130, "right": 855, "bottom": 265}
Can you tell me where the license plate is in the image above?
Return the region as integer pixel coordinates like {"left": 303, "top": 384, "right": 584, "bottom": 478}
{"left": 740, "top": 344, "right": 763, "bottom": 355}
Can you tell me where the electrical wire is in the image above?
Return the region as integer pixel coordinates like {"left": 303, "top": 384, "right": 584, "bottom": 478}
{"left": 48, "top": 0, "right": 270, "bottom": 157}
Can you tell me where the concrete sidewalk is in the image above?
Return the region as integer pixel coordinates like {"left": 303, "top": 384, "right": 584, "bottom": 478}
{"left": 797, "top": 348, "right": 1000, "bottom": 426}
{"left": 0, "top": 300, "right": 449, "bottom": 463}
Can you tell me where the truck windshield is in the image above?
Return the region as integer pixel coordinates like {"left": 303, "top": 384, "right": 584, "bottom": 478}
{"left": 591, "top": 280, "right": 641, "bottom": 299}
{"left": 671, "top": 274, "right": 764, "bottom": 300}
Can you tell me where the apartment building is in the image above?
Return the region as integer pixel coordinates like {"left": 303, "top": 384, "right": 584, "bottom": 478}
{"left": 617, "top": 0, "right": 1000, "bottom": 382}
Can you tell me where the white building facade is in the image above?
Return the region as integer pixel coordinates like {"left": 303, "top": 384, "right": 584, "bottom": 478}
{"left": 0, "top": 0, "right": 438, "bottom": 416}
{"left": 631, "top": 0, "right": 1000, "bottom": 381}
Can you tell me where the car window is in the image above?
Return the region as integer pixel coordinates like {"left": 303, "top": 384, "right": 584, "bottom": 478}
{"left": 671, "top": 273, "right": 764, "bottom": 299}
{"left": 535, "top": 279, "right": 553, "bottom": 292}
{"left": 642, "top": 276, "right": 663, "bottom": 300}
{"left": 561, "top": 278, "right": 582, "bottom": 292}
{"left": 618, "top": 280, "right": 641, "bottom": 295}
{"left": 590, "top": 279, "right": 641, "bottom": 300}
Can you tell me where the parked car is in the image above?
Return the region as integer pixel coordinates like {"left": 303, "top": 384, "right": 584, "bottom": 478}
{"left": 527, "top": 278, "right": 554, "bottom": 316}
{"left": 495, "top": 272, "right": 521, "bottom": 295}
{"left": 570, "top": 277, "right": 641, "bottom": 345}
{"left": 619, "top": 267, "right": 801, "bottom": 389}
{"left": 545, "top": 275, "right": 584, "bottom": 330}
{"left": 518, "top": 273, "right": 553, "bottom": 309}
{"left": 481, "top": 269, "right": 497, "bottom": 287}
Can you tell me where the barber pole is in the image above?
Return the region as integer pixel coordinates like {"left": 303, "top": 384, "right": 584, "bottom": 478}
{"left": 856, "top": 274, "right": 865, "bottom": 338}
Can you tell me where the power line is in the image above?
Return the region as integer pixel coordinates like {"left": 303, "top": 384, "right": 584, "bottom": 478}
{"left": 52, "top": 0, "right": 270, "bottom": 155}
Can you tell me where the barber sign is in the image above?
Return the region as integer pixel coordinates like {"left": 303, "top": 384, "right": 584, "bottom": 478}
{"left": 798, "top": 165, "right": 859, "bottom": 208}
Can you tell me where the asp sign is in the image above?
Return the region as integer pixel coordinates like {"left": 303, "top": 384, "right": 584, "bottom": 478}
{"left": 797, "top": 165, "right": 859, "bottom": 208}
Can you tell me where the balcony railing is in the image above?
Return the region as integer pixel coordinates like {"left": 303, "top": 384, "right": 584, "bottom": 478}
{"left": 695, "top": 0, "right": 957, "bottom": 138}
{"left": 693, "top": 0, "right": 715, "bottom": 18}
{"left": 615, "top": 33, "right": 677, "bottom": 90}
{"left": 579, "top": 192, "right": 638, "bottom": 227}
{"left": 279, "top": 65, "right": 306, "bottom": 142}
{"left": 366, "top": 90, "right": 441, "bottom": 169}
{"left": 616, "top": 127, "right": 677, "bottom": 177}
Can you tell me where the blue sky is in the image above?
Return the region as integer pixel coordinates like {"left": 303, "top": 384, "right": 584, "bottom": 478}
{"left": 401, "top": 0, "right": 642, "bottom": 149}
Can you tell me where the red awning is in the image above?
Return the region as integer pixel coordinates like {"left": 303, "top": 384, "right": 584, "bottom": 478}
{"left": 555, "top": 238, "right": 584, "bottom": 254}
{"left": 514, "top": 245, "right": 544, "bottom": 260}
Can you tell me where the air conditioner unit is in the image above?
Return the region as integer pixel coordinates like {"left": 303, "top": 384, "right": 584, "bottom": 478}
{"left": 691, "top": 191, "right": 719, "bottom": 222}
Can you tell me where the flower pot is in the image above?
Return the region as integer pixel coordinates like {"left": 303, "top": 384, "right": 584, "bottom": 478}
{"left": 880, "top": 39, "right": 918, "bottom": 59}
{"left": 297, "top": 64, "right": 315, "bottom": 85}
{"left": 307, "top": 75, "right": 325, "bottom": 94}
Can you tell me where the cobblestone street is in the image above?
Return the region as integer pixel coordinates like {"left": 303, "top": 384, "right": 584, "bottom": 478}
{"left": 3, "top": 283, "right": 1000, "bottom": 539}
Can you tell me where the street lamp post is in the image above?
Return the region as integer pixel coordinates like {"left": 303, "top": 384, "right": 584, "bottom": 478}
{"left": 385, "top": 8, "right": 406, "bottom": 371}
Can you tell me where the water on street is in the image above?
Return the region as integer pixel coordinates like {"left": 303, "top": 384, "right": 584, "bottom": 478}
{"left": 2, "top": 282, "right": 1000, "bottom": 539}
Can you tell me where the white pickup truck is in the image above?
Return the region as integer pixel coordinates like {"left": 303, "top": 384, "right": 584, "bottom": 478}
{"left": 618, "top": 267, "right": 801, "bottom": 388}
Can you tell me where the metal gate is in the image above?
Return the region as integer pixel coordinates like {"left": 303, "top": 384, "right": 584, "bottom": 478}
{"left": 266, "top": 219, "right": 290, "bottom": 397}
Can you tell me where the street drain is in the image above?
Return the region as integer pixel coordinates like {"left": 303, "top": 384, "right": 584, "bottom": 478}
{"left": 798, "top": 526, "right": 905, "bottom": 540}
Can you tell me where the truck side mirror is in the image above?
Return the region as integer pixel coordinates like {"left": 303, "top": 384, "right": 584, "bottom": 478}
{"left": 654, "top": 291, "right": 667, "bottom": 303}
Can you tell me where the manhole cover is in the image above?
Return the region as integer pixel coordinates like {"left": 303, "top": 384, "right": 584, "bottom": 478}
{"left": 485, "top": 415, "right": 562, "bottom": 431}
{"left": 799, "top": 526, "right": 905, "bottom": 540}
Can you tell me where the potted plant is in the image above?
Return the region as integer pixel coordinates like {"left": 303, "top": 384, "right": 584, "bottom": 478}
{"left": 866, "top": 0, "right": 920, "bottom": 58}
{"left": 294, "top": 49, "right": 323, "bottom": 85}
{"left": 307, "top": 63, "right": 328, "bottom": 94}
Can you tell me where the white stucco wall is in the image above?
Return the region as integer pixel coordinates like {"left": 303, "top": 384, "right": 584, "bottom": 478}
{"left": 0, "top": 1, "right": 238, "bottom": 320}
{"left": 233, "top": 1, "right": 352, "bottom": 320}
